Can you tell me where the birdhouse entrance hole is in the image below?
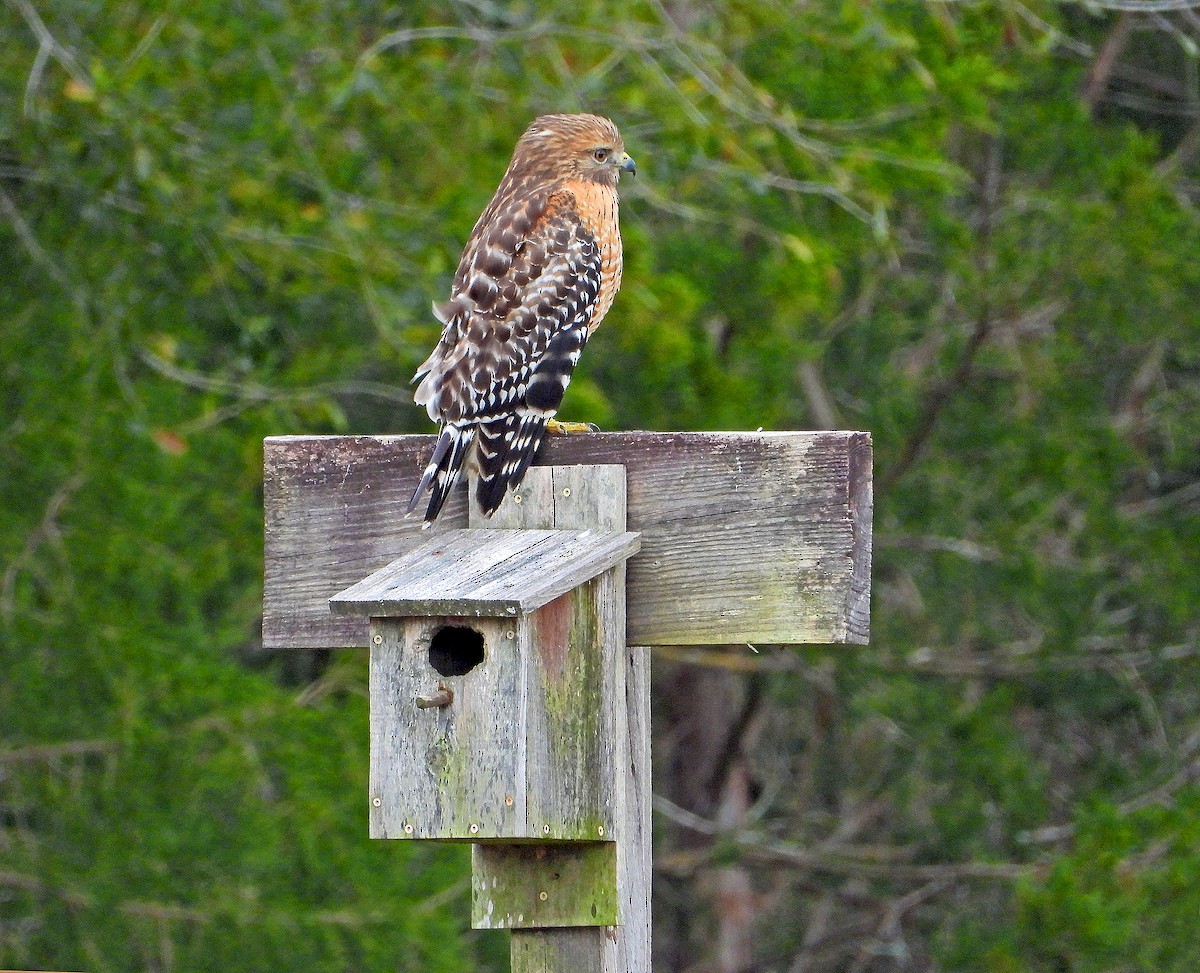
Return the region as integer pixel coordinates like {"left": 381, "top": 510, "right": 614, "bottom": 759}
{"left": 428, "top": 624, "right": 485, "bottom": 677}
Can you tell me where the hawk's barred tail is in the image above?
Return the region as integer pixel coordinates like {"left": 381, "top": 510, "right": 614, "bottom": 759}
{"left": 408, "top": 423, "right": 475, "bottom": 525}
{"left": 474, "top": 412, "right": 548, "bottom": 517}
{"left": 472, "top": 324, "right": 587, "bottom": 517}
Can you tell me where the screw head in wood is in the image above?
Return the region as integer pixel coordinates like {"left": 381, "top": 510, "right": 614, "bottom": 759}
{"left": 371, "top": 796, "right": 381, "bottom": 807}
{"left": 403, "top": 823, "right": 414, "bottom": 834}
{"left": 505, "top": 630, "right": 514, "bottom": 640}
{"left": 538, "top": 891, "right": 548, "bottom": 901}
{"left": 469, "top": 823, "right": 479, "bottom": 834}
{"left": 597, "top": 825, "right": 605, "bottom": 837}
{"left": 542, "top": 824, "right": 551, "bottom": 835}
{"left": 513, "top": 493, "right": 522, "bottom": 504}
{"left": 562, "top": 487, "right": 571, "bottom": 497}
{"left": 504, "top": 795, "right": 514, "bottom": 807}
{"left": 372, "top": 634, "right": 382, "bottom": 645}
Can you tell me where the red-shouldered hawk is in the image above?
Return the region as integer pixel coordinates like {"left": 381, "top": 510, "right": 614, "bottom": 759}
{"left": 407, "top": 113, "right": 635, "bottom": 524}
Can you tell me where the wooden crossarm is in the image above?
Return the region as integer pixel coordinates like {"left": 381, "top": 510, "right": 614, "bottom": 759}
{"left": 264, "top": 431, "right": 872, "bottom": 648}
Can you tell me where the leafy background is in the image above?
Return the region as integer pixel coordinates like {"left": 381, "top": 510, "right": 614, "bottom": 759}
{"left": 2, "top": 1, "right": 1199, "bottom": 970}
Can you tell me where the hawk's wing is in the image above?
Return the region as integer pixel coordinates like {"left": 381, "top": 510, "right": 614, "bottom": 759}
{"left": 409, "top": 188, "right": 602, "bottom": 522}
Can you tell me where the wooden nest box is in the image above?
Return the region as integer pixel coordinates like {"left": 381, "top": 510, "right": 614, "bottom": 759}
{"left": 330, "top": 521, "right": 641, "bottom": 846}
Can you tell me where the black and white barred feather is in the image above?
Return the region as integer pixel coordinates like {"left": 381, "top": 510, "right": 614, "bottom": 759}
{"left": 407, "top": 198, "right": 602, "bottom": 523}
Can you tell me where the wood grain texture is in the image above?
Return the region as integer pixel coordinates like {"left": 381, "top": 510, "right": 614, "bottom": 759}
{"left": 369, "top": 615, "right": 526, "bottom": 840}
{"left": 619, "top": 642, "right": 652, "bottom": 969}
{"left": 509, "top": 929, "right": 608, "bottom": 973}
{"left": 472, "top": 843, "right": 618, "bottom": 929}
{"left": 329, "top": 528, "right": 641, "bottom": 618}
{"left": 846, "top": 432, "right": 873, "bottom": 642}
{"left": 521, "top": 578, "right": 622, "bottom": 842}
{"left": 471, "top": 464, "right": 628, "bottom": 533}
{"left": 263, "top": 432, "right": 873, "bottom": 648}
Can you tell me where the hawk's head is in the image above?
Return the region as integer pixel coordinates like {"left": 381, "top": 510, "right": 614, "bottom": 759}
{"left": 513, "top": 113, "right": 636, "bottom": 187}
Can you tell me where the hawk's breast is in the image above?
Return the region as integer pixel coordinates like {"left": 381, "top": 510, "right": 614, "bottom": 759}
{"left": 563, "top": 180, "right": 622, "bottom": 332}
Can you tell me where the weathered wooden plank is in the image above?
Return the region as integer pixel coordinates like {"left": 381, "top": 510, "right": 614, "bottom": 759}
{"left": 509, "top": 929, "right": 607, "bottom": 973}
{"left": 846, "top": 431, "right": 873, "bottom": 642}
{"left": 519, "top": 578, "right": 622, "bottom": 841}
{"left": 369, "top": 615, "right": 527, "bottom": 840}
{"left": 344, "top": 529, "right": 541, "bottom": 610}
{"left": 619, "top": 642, "right": 652, "bottom": 969}
{"left": 328, "top": 528, "right": 641, "bottom": 618}
{"left": 520, "top": 467, "right": 651, "bottom": 965}
{"left": 263, "top": 432, "right": 872, "bottom": 648}
{"left": 472, "top": 844, "right": 618, "bottom": 929}
{"left": 470, "top": 464, "right": 628, "bottom": 533}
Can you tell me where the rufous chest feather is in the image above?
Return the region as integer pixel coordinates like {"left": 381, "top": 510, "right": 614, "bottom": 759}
{"left": 564, "top": 180, "right": 623, "bottom": 331}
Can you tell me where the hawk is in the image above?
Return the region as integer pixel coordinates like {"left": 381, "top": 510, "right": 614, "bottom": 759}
{"left": 407, "top": 113, "right": 635, "bottom": 524}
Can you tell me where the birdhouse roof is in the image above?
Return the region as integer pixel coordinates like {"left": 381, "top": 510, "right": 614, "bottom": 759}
{"left": 328, "top": 528, "right": 641, "bottom": 618}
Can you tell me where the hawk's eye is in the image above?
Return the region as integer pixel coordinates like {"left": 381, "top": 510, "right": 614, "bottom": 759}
{"left": 592, "top": 148, "right": 609, "bottom": 162}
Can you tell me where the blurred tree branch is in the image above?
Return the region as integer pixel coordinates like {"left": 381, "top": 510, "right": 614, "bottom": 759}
{"left": 1020, "top": 753, "right": 1200, "bottom": 845}
{"left": 1082, "top": 12, "right": 1133, "bottom": 111}
{"left": 0, "top": 474, "right": 83, "bottom": 623}
{"left": 6, "top": 0, "right": 92, "bottom": 115}
{"left": 654, "top": 795, "right": 1034, "bottom": 883}
{"left": 0, "top": 740, "right": 113, "bottom": 764}
{"left": 0, "top": 188, "right": 87, "bottom": 315}
{"left": 880, "top": 135, "right": 1002, "bottom": 494}
{"left": 137, "top": 349, "right": 412, "bottom": 408}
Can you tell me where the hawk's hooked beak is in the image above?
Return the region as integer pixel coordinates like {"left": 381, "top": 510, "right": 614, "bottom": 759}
{"left": 619, "top": 152, "right": 637, "bottom": 177}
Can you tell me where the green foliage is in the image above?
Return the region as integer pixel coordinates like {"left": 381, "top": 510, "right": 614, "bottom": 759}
{"left": 949, "top": 796, "right": 1200, "bottom": 971}
{"left": 3, "top": 0, "right": 1199, "bottom": 970}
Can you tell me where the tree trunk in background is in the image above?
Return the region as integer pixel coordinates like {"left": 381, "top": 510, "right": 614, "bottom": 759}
{"left": 1082, "top": 11, "right": 1132, "bottom": 111}
{"left": 712, "top": 757, "right": 755, "bottom": 973}
{"left": 656, "top": 660, "right": 762, "bottom": 973}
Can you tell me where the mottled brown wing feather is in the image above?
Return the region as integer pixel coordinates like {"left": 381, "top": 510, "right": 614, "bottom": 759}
{"left": 410, "top": 189, "right": 602, "bottom": 521}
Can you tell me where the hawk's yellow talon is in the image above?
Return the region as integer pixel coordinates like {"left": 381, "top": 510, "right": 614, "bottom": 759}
{"left": 545, "top": 419, "right": 600, "bottom": 435}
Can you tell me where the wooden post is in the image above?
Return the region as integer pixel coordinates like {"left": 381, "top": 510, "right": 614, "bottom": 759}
{"left": 467, "top": 464, "right": 650, "bottom": 971}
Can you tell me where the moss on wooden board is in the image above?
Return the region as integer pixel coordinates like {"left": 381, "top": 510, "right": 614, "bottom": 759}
{"left": 471, "top": 843, "right": 618, "bottom": 929}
